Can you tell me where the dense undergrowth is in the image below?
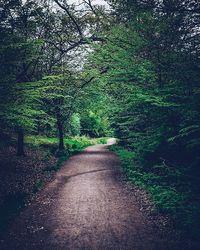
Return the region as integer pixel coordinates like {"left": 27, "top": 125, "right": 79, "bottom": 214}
{"left": 111, "top": 144, "right": 200, "bottom": 241}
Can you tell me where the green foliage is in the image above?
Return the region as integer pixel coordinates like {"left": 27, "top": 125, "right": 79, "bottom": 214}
{"left": 76, "top": 81, "right": 114, "bottom": 138}
{"left": 81, "top": 111, "right": 110, "bottom": 137}
{"left": 88, "top": 5, "right": 200, "bottom": 241}
{"left": 25, "top": 135, "right": 107, "bottom": 153}
{"left": 1, "top": 0, "right": 200, "bottom": 241}
{"left": 0, "top": 37, "right": 43, "bottom": 131}
{"left": 70, "top": 113, "right": 81, "bottom": 136}
{"left": 111, "top": 145, "right": 200, "bottom": 239}
{"left": 90, "top": 0, "right": 200, "bottom": 171}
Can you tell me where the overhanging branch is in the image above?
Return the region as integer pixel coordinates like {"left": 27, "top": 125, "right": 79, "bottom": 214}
{"left": 53, "top": 0, "right": 83, "bottom": 37}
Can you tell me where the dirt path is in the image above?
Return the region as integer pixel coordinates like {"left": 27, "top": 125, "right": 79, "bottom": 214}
{"left": 0, "top": 140, "right": 184, "bottom": 249}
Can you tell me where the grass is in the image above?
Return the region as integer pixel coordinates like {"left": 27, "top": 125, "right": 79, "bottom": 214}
{"left": 25, "top": 135, "right": 107, "bottom": 148}
{"left": 25, "top": 135, "right": 108, "bottom": 172}
{"left": 110, "top": 144, "right": 200, "bottom": 240}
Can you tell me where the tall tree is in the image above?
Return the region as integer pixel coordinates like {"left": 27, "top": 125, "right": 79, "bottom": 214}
{"left": 88, "top": 0, "right": 200, "bottom": 169}
{"left": 0, "top": 0, "right": 45, "bottom": 155}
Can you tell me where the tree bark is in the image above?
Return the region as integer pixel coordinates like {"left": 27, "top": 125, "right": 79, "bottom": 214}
{"left": 17, "top": 128, "right": 25, "bottom": 156}
{"left": 57, "top": 113, "right": 64, "bottom": 151}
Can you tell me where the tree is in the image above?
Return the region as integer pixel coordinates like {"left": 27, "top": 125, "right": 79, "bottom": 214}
{"left": 0, "top": 0, "right": 45, "bottom": 155}
{"left": 88, "top": 0, "right": 200, "bottom": 170}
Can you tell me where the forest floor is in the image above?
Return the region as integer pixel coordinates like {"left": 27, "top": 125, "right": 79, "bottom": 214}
{"left": 0, "top": 140, "right": 199, "bottom": 250}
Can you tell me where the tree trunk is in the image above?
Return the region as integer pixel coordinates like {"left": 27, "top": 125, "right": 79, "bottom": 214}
{"left": 17, "top": 128, "right": 25, "bottom": 156}
{"left": 57, "top": 113, "right": 64, "bottom": 151}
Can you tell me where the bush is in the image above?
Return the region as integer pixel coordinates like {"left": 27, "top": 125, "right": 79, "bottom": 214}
{"left": 111, "top": 145, "right": 200, "bottom": 240}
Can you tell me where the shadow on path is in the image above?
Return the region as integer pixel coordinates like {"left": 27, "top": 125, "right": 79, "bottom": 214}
{"left": 0, "top": 142, "right": 192, "bottom": 250}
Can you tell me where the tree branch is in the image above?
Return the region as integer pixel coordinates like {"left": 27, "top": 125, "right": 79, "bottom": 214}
{"left": 83, "top": 0, "right": 98, "bottom": 16}
{"left": 79, "top": 68, "right": 108, "bottom": 90}
{"left": 53, "top": 0, "right": 83, "bottom": 37}
{"left": 46, "top": 35, "right": 105, "bottom": 53}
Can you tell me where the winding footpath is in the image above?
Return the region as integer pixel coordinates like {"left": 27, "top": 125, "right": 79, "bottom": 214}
{"left": 0, "top": 139, "right": 188, "bottom": 249}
